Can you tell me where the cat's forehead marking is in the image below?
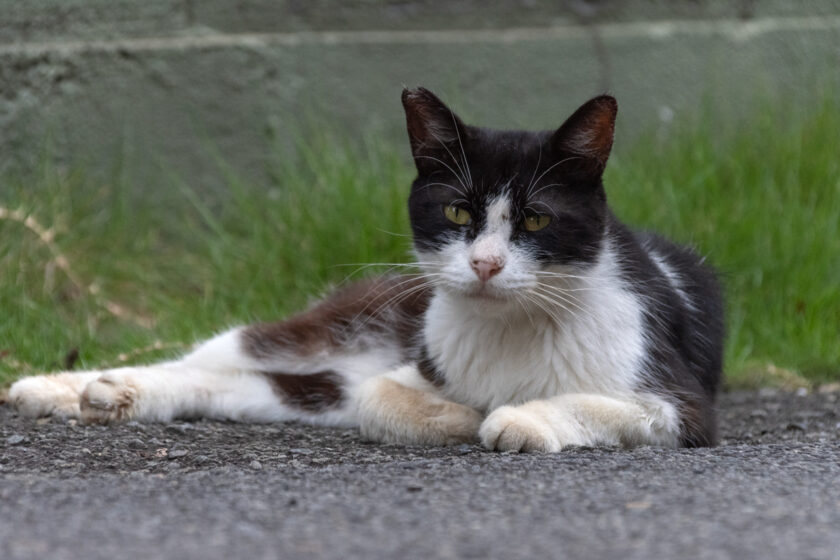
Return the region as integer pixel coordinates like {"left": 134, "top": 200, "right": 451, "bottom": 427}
{"left": 485, "top": 196, "right": 511, "bottom": 231}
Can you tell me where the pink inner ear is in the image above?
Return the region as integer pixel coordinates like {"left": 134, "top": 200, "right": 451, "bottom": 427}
{"left": 402, "top": 88, "right": 463, "bottom": 152}
{"left": 577, "top": 109, "right": 615, "bottom": 161}
{"left": 556, "top": 96, "right": 618, "bottom": 170}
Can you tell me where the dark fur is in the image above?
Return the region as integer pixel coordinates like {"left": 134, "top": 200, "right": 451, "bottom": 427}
{"left": 245, "top": 88, "right": 724, "bottom": 445}
{"left": 403, "top": 87, "right": 723, "bottom": 446}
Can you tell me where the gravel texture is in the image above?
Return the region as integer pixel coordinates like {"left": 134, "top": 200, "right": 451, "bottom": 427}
{"left": 1, "top": 389, "right": 839, "bottom": 560}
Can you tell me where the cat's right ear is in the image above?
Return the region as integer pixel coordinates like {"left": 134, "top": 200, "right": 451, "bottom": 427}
{"left": 402, "top": 87, "right": 469, "bottom": 175}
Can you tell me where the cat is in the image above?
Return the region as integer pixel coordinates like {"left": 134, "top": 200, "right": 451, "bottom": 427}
{"left": 8, "top": 88, "right": 724, "bottom": 451}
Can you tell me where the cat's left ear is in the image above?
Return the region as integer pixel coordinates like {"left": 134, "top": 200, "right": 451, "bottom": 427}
{"left": 402, "top": 87, "right": 469, "bottom": 175}
{"left": 551, "top": 95, "right": 617, "bottom": 176}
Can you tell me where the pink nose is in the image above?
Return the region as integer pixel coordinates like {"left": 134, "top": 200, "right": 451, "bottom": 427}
{"left": 470, "top": 257, "right": 504, "bottom": 282}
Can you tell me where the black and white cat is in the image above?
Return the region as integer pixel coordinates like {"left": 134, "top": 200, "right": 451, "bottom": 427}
{"left": 8, "top": 88, "right": 724, "bottom": 451}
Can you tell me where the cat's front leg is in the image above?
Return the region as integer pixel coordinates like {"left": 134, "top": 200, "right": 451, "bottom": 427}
{"left": 479, "top": 393, "right": 681, "bottom": 452}
{"left": 355, "top": 365, "right": 483, "bottom": 446}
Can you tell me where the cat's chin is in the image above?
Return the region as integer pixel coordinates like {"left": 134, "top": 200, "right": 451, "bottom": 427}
{"left": 446, "top": 285, "right": 521, "bottom": 312}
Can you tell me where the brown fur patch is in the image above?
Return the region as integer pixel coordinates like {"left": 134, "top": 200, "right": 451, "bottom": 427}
{"left": 242, "top": 275, "right": 431, "bottom": 361}
{"left": 264, "top": 370, "right": 345, "bottom": 413}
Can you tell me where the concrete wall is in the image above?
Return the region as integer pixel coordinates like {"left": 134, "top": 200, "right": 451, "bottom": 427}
{"left": 1, "top": 1, "right": 839, "bottom": 190}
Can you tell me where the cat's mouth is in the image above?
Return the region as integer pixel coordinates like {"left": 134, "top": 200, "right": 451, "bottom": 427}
{"left": 461, "top": 283, "right": 513, "bottom": 303}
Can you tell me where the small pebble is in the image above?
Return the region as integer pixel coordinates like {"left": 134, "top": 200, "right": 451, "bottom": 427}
{"left": 290, "top": 448, "right": 313, "bottom": 455}
{"left": 6, "top": 434, "right": 25, "bottom": 445}
{"left": 457, "top": 444, "right": 472, "bottom": 455}
{"left": 166, "top": 424, "right": 191, "bottom": 435}
{"left": 168, "top": 449, "right": 189, "bottom": 459}
{"left": 249, "top": 460, "right": 263, "bottom": 470}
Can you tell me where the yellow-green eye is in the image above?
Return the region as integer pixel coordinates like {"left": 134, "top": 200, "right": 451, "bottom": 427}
{"left": 443, "top": 205, "right": 472, "bottom": 225}
{"left": 524, "top": 214, "right": 551, "bottom": 231}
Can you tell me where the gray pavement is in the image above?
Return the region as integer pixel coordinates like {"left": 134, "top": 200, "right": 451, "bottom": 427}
{"left": 2, "top": 389, "right": 839, "bottom": 560}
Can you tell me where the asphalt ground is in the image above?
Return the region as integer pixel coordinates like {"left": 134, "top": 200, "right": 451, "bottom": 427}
{"left": 2, "top": 389, "right": 839, "bottom": 560}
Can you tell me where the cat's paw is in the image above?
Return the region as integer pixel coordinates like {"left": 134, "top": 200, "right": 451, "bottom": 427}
{"left": 480, "top": 405, "right": 567, "bottom": 453}
{"left": 80, "top": 373, "right": 138, "bottom": 424}
{"left": 9, "top": 375, "right": 85, "bottom": 418}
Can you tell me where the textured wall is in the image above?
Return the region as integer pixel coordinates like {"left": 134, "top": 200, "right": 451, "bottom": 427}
{"left": 1, "top": 1, "right": 838, "bottom": 189}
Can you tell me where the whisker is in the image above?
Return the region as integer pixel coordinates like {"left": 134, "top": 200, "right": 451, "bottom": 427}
{"left": 533, "top": 282, "right": 589, "bottom": 312}
{"left": 532, "top": 285, "right": 587, "bottom": 317}
{"left": 527, "top": 156, "right": 579, "bottom": 197}
{"left": 432, "top": 133, "right": 471, "bottom": 192}
{"left": 448, "top": 111, "right": 473, "bottom": 190}
{"left": 413, "top": 155, "right": 469, "bottom": 192}
{"left": 519, "top": 290, "right": 567, "bottom": 326}
{"left": 345, "top": 276, "right": 440, "bottom": 338}
{"left": 528, "top": 182, "right": 565, "bottom": 199}
{"left": 529, "top": 290, "right": 581, "bottom": 324}
{"left": 513, "top": 292, "right": 538, "bottom": 329}
{"left": 527, "top": 200, "right": 559, "bottom": 218}
{"left": 526, "top": 143, "right": 543, "bottom": 197}
{"left": 417, "top": 181, "right": 467, "bottom": 199}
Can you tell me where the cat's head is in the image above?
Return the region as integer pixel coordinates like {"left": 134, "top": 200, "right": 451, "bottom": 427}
{"left": 402, "top": 87, "right": 617, "bottom": 306}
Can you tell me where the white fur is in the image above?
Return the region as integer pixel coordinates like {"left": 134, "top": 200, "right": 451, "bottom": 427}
{"left": 424, "top": 244, "right": 648, "bottom": 410}
{"left": 416, "top": 194, "right": 681, "bottom": 449}
{"left": 9, "top": 327, "right": 397, "bottom": 427}
{"left": 649, "top": 249, "right": 696, "bottom": 311}
{"left": 10, "top": 197, "right": 682, "bottom": 450}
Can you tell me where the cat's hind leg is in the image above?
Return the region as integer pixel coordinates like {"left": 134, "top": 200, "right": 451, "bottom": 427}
{"left": 9, "top": 328, "right": 360, "bottom": 426}
{"left": 11, "top": 275, "right": 432, "bottom": 427}
{"left": 9, "top": 371, "right": 102, "bottom": 419}
{"left": 76, "top": 328, "right": 364, "bottom": 425}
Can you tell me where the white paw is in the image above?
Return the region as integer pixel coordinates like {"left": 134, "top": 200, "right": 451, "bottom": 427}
{"left": 479, "top": 405, "right": 568, "bottom": 453}
{"left": 80, "top": 373, "right": 138, "bottom": 424}
{"left": 9, "top": 375, "right": 84, "bottom": 418}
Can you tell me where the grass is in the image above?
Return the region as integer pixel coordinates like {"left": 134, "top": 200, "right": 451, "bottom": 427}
{"left": 1, "top": 98, "right": 838, "bottom": 389}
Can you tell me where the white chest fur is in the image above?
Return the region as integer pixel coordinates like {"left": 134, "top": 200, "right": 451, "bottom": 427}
{"left": 423, "top": 275, "right": 648, "bottom": 411}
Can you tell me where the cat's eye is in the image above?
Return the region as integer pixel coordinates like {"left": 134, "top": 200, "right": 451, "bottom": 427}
{"left": 523, "top": 214, "right": 551, "bottom": 231}
{"left": 443, "top": 205, "right": 472, "bottom": 225}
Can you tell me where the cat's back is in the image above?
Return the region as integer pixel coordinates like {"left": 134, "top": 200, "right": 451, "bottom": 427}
{"left": 616, "top": 223, "right": 725, "bottom": 396}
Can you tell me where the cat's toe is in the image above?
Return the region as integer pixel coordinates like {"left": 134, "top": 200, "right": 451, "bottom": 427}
{"left": 80, "top": 374, "right": 137, "bottom": 424}
{"left": 479, "top": 406, "right": 561, "bottom": 453}
{"left": 8, "top": 376, "right": 82, "bottom": 418}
